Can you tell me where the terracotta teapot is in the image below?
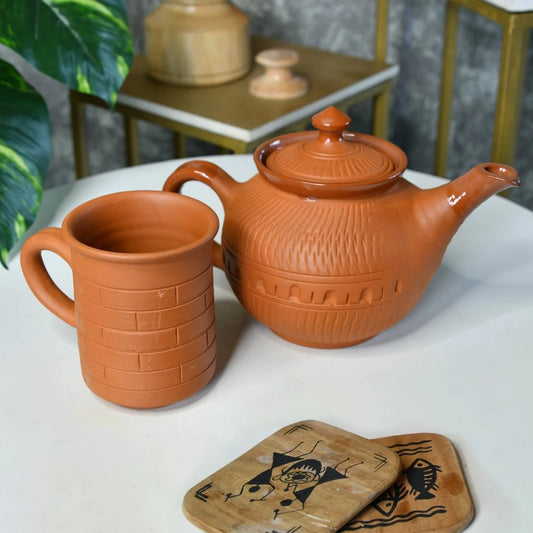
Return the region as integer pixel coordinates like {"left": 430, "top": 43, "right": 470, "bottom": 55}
{"left": 163, "top": 106, "right": 519, "bottom": 348}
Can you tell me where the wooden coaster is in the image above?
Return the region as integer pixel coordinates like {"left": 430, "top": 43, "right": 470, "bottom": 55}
{"left": 340, "top": 433, "right": 474, "bottom": 532}
{"left": 183, "top": 420, "right": 401, "bottom": 532}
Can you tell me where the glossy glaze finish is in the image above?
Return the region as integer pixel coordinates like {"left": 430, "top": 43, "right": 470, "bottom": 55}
{"left": 163, "top": 107, "right": 519, "bottom": 348}
{"left": 20, "top": 191, "right": 219, "bottom": 408}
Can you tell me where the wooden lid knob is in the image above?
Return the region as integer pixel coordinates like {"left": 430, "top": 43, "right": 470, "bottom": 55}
{"left": 249, "top": 48, "right": 308, "bottom": 100}
{"left": 255, "top": 48, "right": 300, "bottom": 69}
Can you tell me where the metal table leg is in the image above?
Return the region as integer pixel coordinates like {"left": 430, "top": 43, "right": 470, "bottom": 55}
{"left": 372, "top": 83, "right": 392, "bottom": 139}
{"left": 124, "top": 115, "right": 140, "bottom": 167}
{"left": 491, "top": 16, "right": 530, "bottom": 164}
{"left": 373, "top": 0, "right": 391, "bottom": 139}
{"left": 434, "top": 1, "right": 460, "bottom": 177}
{"left": 70, "top": 91, "right": 90, "bottom": 179}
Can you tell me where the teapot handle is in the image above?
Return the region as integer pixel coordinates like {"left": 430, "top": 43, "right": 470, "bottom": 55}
{"left": 163, "top": 160, "right": 239, "bottom": 270}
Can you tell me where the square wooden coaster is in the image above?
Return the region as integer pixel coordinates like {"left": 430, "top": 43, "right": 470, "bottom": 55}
{"left": 340, "top": 433, "right": 474, "bottom": 532}
{"left": 183, "top": 420, "right": 401, "bottom": 532}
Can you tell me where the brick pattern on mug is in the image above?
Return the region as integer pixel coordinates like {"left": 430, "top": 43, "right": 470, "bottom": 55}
{"left": 75, "top": 266, "right": 216, "bottom": 392}
{"left": 76, "top": 265, "right": 212, "bottom": 310}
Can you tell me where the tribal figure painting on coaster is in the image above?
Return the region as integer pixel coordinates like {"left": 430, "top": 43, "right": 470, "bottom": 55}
{"left": 341, "top": 433, "right": 474, "bottom": 532}
{"left": 225, "top": 439, "right": 364, "bottom": 520}
{"left": 182, "top": 421, "right": 401, "bottom": 532}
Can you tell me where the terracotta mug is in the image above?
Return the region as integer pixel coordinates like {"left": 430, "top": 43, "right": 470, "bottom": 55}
{"left": 20, "top": 191, "right": 220, "bottom": 408}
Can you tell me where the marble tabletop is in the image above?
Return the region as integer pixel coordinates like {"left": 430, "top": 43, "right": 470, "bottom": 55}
{"left": 2, "top": 155, "right": 532, "bottom": 532}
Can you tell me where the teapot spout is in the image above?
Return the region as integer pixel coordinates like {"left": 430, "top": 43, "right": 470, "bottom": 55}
{"left": 413, "top": 163, "right": 519, "bottom": 253}
{"left": 441, "top": 162, "right": 519, "bottom": 220}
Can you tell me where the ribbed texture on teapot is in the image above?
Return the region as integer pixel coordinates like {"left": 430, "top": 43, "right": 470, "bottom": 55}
{"left": 225, "top": 178, "right": 408, "bottom": 276}
{"left": 267, "top": 139, "right": 396, "bottom": 184}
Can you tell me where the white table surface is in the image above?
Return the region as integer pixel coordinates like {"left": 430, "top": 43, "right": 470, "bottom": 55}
{"left": 2, "top": 155, "right": 533, "bottom": 532}
{"left": 483, "top": 0, "right": 533, "bottom": 12}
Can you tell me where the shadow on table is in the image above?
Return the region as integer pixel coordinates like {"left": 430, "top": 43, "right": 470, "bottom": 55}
{"left": 363, "top": 263, "right": 480, "bottom": 347}
{"left": 150, "top": 297, "right": 250, "bottom": 412}
{"left": 363, "top": 250, "right": 530, "bottom": 349}
{"left": 212, "top": 297, "right": 250, "bottom": 377}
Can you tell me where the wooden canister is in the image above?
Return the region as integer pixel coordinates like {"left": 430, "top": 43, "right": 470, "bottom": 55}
{"left": 144, "top": 0, "right": 250, "bottom": 86}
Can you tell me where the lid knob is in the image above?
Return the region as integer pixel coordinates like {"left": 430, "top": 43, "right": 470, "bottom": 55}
{"left": 249, "top": 49, "right": 308, "bottom": 100}
{"left": 309, "top": 106, "right": 353, "bottom": 154}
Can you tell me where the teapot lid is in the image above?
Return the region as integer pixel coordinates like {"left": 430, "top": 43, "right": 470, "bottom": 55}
{"left": 254, "top": 106, "right": 407, "bottom": 197}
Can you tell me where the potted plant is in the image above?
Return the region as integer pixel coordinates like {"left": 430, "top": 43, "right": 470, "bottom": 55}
{"left": 0, "top": 0, "right": 133, "bottom": 267}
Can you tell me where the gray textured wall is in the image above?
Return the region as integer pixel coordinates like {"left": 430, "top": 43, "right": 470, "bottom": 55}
{"left": 20, "top": 0, "right": 533, "bottom": 208}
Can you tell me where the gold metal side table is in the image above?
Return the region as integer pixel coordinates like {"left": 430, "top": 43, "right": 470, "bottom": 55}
{"left": 70, "top": 36, "right": 399, "bottom": 178}
{"left": 435, "top": 0, "right": 533, "bottom": 176}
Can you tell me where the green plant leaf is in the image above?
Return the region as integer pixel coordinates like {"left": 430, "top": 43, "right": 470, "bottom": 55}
{"left": 0, "top": 60, "right": 49, "bottom": 268}
{"left": 0, "top": 0, "right": 133, "bottom": 105}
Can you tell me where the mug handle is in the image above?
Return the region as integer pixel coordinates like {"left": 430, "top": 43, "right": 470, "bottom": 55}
{"left": 163, "top": 160, "right": 240, "bottom": 270}
{"left": 20, "top": 227, "right": 76, "bottom": 327}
